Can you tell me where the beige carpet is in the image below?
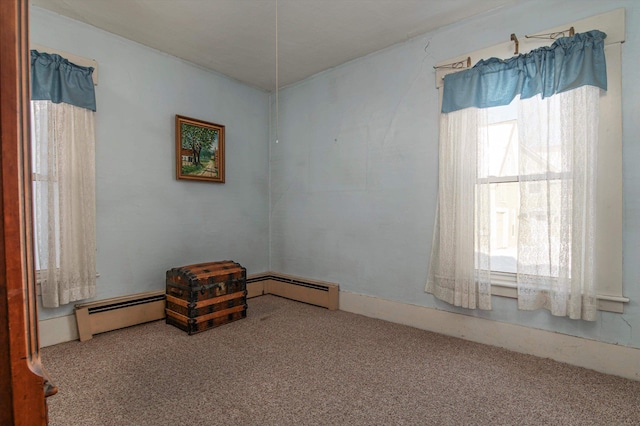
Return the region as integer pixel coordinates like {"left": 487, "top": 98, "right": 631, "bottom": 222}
{"left": 42, "top": 295, "right": 640, "bottom": 425}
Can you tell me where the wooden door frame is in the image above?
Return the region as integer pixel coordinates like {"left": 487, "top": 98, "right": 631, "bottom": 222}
{"left": 0, "top": 0, "right": 48, "bottom": 424}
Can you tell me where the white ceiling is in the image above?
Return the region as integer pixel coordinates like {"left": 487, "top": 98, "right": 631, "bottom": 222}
{"left": 32, "top": 0, "right": 519, "bottom": 91}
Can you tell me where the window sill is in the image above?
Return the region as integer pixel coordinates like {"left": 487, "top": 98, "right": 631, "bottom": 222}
{"left": 490, "top": 275, "right": 629, "bottom": 314}
{"left": 35, "top": 271, "right": 100, "bottom": 296}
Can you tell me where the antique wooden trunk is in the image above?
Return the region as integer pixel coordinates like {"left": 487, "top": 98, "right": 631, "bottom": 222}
{"left": 165, "top": 260, "right": 247, "bottom": 335}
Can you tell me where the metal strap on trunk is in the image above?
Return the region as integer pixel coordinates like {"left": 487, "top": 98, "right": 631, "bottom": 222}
{"left": 166, "top": 278, "right": 244, "bottom": 293}
{"left": 165, "top": 304, "right": 246, "bottom": 324}
{"left": 166, "top": 290, "right": 246, "bottom": 309}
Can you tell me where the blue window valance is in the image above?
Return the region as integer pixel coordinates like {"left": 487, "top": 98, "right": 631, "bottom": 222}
{"left": 441, "top": 30, "right": 607, "bottom": 113}
{"left": 31, "top": 50, "right": 96, "bottom": 111}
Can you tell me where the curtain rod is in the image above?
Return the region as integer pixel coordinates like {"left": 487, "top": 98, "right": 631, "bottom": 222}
{"left": 511, "top": 27, "right": 575, "bottom": 55}
{"left": 435, "top": 26, "right": 577, "bottom": 72}
{"left": 525, "top": 27, "right": 575, "bottom": 40}
{"left": 433, "top": 57, "right": 471, "bottom": 70}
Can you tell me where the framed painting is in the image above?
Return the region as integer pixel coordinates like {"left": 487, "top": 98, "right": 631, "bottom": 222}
{"left": 176, "top": 115, "right": 225, "bottom": 183}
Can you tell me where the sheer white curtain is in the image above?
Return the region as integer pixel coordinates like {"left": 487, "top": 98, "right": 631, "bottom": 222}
{"left": 428, "top": 86, "right": 600, "bottom": 319}
{"left": 516, "top": 86, "right": 599, "bottom": 320}
{"left": 426, "top": 107, "right": 492, "bottom": 310}
{"left": 32, "top": 100, "right": 97, "bottom": 308}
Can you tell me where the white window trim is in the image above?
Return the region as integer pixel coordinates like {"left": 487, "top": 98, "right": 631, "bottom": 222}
{"left": 490, "top": 275, "right": 629, "bottom": 314}
{"left": 434, "top": 9, "right": 627, "bottom": 313}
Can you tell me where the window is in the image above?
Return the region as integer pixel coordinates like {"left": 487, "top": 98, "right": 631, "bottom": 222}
{"left": 31, "top": 49, "right": 98, "bottom": 308}
{"left": 427, "top": 9, "right": 627, "bottom": 316}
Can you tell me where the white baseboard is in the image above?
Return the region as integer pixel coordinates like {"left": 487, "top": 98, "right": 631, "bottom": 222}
{"left": 39, "top": 314, "right": 78, "bottom": 348}
{"left": 339, "top": 291, "right": 640, "bottom": 381}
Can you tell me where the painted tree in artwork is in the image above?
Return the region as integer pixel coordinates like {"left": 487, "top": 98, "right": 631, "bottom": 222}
{"left": 181, "top": 123, "right": 217, "bottom": 166}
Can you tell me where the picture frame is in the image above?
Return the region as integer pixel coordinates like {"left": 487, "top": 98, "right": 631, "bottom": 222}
{"left": 176, "top": 115, "right": 225, "bottom": 183}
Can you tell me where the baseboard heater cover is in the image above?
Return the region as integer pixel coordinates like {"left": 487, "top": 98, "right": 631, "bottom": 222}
{"left": 246, "top": 272, "right": 339, "bottom": 310}
{"left": 74, "top": 290, "right": 166, "bottom": 342}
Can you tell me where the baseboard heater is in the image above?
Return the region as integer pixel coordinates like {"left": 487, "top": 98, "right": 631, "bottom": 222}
{"left": 246, "top": 272, "right": 339, "bottom": 310}
{"left": 75, "top": 291, "right": 166, "bottom": 342}
{"left": 74, "top": 272, "right": 339, "bottom": 342}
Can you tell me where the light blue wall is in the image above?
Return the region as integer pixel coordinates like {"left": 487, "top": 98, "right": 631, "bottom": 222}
{"left": 270, "top": 0, "right": 640, "bottom": 348}
{"left": 31, "top": 8, "right": 271, "bottom": 320}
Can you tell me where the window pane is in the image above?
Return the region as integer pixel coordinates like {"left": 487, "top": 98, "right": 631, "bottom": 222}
{"left": 490, "top": 182, "right": 519, "bottom": 273}
{"left": 519, "top": 179, "right": 561, "bottom": 278}
{"left": 487, "top": 120, "right": 519, "bottom": 178}
{"left": 482, "top": 101, "right": 519, "bottom": 179}
{"left": 31, "top": 101, "right": 61, "bottom": 272}
{"left": 518, "top": 95, "right": 563, "bottom": 175}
